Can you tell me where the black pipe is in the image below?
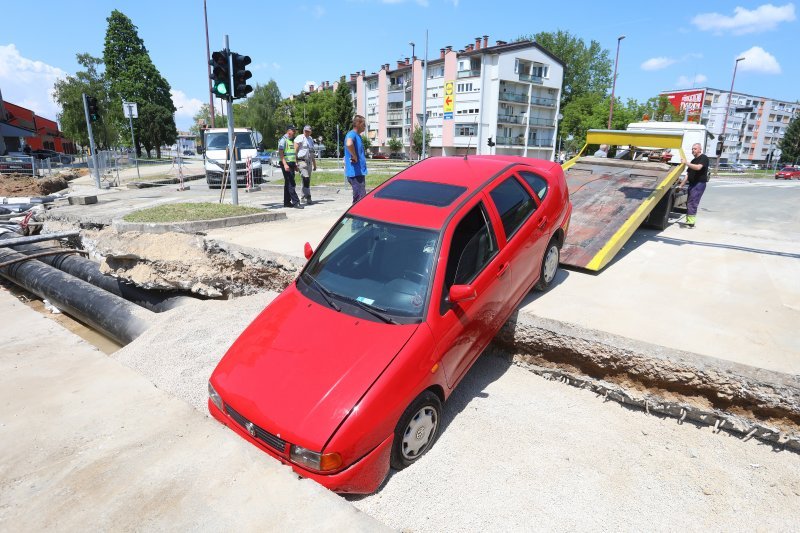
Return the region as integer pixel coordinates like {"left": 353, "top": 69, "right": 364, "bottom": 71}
{"left": 3, "top": 239, "right": 198, "bottom": 313}
{"left": 0, "top": 247, "right": 152, "bottom": 345}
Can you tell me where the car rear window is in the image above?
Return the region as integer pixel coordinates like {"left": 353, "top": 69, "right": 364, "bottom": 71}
{"left": 375, "top": 179, "right": 467, "bottom": 207}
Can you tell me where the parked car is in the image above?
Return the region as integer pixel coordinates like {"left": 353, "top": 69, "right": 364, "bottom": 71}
{"left": 775, "top": 166, "right": 800, "bottom": 179}
{"left": 0, "top": 156, "right": 33, "bottom": 173}
{"left": 208, "top": 155, "right": 572, "bottom": 494}
{"left": 256, "top": 150, "right": 272, "bottom": 165}
{"left": 182, "top": 149, "right": 195, "bottom": 156}
{"left": 390, "top": 152, "right": 410, "bottom": 161}
{"left": 371, "top": 152, "right": 389, "bottom": 159}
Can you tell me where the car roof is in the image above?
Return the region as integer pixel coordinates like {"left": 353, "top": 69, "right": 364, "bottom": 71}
{"left": 349, "top": 155, "right": 561, "bottom": 230}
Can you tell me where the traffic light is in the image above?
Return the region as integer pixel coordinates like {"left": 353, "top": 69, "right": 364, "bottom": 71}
{"left": 231, "top": 53, "right": 253, "bottom": 99}
{"left": 487, "top": 136, "right": 495, "bottom": 147}
{"left": 716, "top": 141, "right": 724, "bottom": 156}
{"left": 87, "top": 96, "right": 99, "bottom": 122}
{"left": 210, "top": 50, "right": 230, "bottom": 99}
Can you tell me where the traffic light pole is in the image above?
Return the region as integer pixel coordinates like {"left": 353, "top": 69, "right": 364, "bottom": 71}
{"left": 125, "top": 103, "right": 142, "bottom": 181}
{"left": 82, "top": 93, "right": 102, "bottom": 188}
{"left": 225, "top": 34, "right": 238, "bottom": 205}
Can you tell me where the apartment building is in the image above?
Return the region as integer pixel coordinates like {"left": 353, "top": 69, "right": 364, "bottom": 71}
{"left": 662, "top": 87, "right": 798, "bottom": 165}
{"left": 346, "top": 36, "right": 564, "bottom": 159}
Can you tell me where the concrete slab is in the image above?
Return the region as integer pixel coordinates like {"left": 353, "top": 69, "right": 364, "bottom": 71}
{"left": 0, "top": 288, "right": 387, "bottom": 531}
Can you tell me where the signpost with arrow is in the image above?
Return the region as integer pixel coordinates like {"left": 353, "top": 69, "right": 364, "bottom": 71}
{"left": 443, "top": 80, "right": 454, "bottom": 120}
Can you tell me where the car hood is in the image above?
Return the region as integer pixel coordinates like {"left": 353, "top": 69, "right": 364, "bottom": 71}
{"left": 212, "top": 286, "right": 418, "bottom": 449}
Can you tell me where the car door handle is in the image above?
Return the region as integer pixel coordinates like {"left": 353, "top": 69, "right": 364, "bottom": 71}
{"left": 537, "top": 216, "right": 548, "bottom": 229}
{"left": 496, "top": 262, "right": 509, "bottom": 278}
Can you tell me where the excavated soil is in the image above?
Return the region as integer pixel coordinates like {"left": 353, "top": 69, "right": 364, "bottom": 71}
{"left": 0, "top": 170, "right": 85, "bottom": 197}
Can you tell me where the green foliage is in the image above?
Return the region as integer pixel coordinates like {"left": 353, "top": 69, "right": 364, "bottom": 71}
{"left": 137, "top": 103, "right": 177, "bottom": 158}
{"left": 387, "top": 137, "right": 403, "bottom": 153}
{"left": 103, "top": 10, "right": 176, "bottom": 156}
{"left": 778, "top": 112, "right": 800, "bottom": 163}
{"left": 361, "top": 134, "right": 372, "bottom": 151}
{"left": 412, "top": 125, "right": 431, "bottom": 155}
{"left": 52, "top": 54, "right": 119, "bottom": 149}
{"left": 525, "top": 30, "right": 612, "bottom": 109}
{"left": 236, "top": 81, "right": 283, "bottom": 148}
{"left": 123, "top": 202, "right": 262, "bottom": 223}
{"left": 190, "top": 103, "right": 226, "bottom": 136}
{"left": 333, "top": 76, "right": 355, "bottom": 135}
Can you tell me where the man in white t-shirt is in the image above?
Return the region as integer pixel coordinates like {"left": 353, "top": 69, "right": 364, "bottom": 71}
{"left": 294, "top": 125, "right": 317, "bottom": 204}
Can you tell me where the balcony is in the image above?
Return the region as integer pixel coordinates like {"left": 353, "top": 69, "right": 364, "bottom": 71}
{"left": 527, "top": 138, "right": 554, "bottom": 148}
{"left": 518, "top": 73, "right": 543, "bottom": 84}
{"left": 497, "top": 114, "right": 524, "bottom": 125}
{"left": 388, "top": 83, "right": 404, "bottom": 92}
{"left": 496, "top": 136, "right": 526, "bottom": 146}
{"left": 457, "top": 69, "right": 481, "bottom": 79}
{"left": 528, "top": 117, "right": 555, "bottom": 127}
{"left": 530, "top": 96, "right": 556, "bottom": 107}
{"left": 499, "top": 92, "right": 527, "bottom": 104}
{"left": 387, "top": 111, "right": 404, "bottom": 122}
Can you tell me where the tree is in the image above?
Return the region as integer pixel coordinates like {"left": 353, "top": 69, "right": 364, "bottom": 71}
{"left": 190, "top": 103, "right": 226, "bottom": 136}
{"left": 52, "top": 54, "right": 119, "bottom": 150}
{"left": 361, "top": 134, "right": 372, "bottom": 152}
{"left": 412, "top": 125, "right": 431, "bottom": 156}
{"left": 103, "top": 9, "right": 176, "bottom": 157}
{"left": 523, "top": 30, "right": 612, "bottom": 110}
{"left": 387, "top": 137, "right": 403, "bottom": 153}
{"left": 238, "top": 81, "right": 283, "bottom": 149}
{"left": 333, "top": 76, "right": 355, "bottom": 137}
{"left": 778, "top": 112, "right": 800, "bottom": 164}
{"left": 137, "top": 103, "right": 176, "bottom": 158}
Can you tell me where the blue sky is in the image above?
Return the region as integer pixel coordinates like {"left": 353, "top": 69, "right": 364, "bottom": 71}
{"left": 1, "top": 1, "right": 796, "bottom": 131}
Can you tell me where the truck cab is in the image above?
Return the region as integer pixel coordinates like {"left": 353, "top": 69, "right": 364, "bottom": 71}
{"left": 203, "top": 128, "right": 262, "bottom": 188}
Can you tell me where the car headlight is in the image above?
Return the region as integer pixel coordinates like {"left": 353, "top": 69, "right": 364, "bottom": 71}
{"left": 208, "top": 381, "right": 223, "bottom": 411}
{"left": 290, "top": 445, "right": 342, "bottom": 472}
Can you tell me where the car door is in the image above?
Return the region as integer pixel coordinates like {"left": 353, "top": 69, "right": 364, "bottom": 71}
{"left": 428, "top": 195, "right": 513, "bottom": 388}
{"left": 484, "top": 171, "right": 546, "bottom": 306}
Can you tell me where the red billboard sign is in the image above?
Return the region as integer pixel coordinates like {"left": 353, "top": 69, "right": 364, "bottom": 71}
{"left": 662, "top": 89, "right": 705, "bottom": 122}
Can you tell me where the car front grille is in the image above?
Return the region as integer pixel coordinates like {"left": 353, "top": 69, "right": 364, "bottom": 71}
{"left": 225, "top": 405, "right": 287, "bottom": 452}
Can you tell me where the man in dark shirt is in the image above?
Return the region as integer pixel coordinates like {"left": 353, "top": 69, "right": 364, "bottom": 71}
{"left": 679, "top": 143, "right": 710, "bottom": 228}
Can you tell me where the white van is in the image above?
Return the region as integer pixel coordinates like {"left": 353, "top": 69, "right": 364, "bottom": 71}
{"left": 626, "top": 121, "right": 714, "bottom": 164}
{"left": 203, "top": 128, "right": 262, "bottom": 187}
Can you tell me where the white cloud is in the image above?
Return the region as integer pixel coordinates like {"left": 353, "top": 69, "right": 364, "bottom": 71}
{"left": 691, "top": 3, "right": 796, "bottom": 35}
{"left": 171, "top": 90, "right": 203, "bottom": 119}
{"left": 641, "top": 57, "right": 676, "bottom": 71}
{"left": 737, "top": 46, "right": 782, "bottom": 73}
{"left": 0, "top": 44, "right": 66, "bottom": 120}
{"left": 303, "top": 80, "right": 319, "bottom": 92}
{"left": 676, "top": 74, "right": 708, "bottom": 87}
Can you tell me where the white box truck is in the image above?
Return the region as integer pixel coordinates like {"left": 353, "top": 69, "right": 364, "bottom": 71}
{"left": 626, "top": 121, "right": 714, "bottom": 164}
{"left": 202, "top": 127, "right": 262, "bottom": 188}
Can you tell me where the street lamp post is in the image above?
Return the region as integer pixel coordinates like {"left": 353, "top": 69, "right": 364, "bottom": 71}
{"left": 607, "top": 35, "right": 625, "bottom": 130}
{"left": 556, "top": 113, "right": 564, "bottom": 162}
{"left": 713, "top": 56, "right": 745, "bottom": 176}
{"left": 409, "top": 41, "right": 415, "bottom": 159}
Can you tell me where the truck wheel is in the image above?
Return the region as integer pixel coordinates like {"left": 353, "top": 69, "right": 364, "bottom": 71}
{"left": 535, "top": 238, "right": 560, "bottom": 291}
{"left": 645, "top": 190, "right": 674, "bottom": 230}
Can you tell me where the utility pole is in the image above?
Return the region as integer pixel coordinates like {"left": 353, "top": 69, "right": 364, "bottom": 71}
{"left": 607, "top": 35, "right": 625, "bottom": 129}
{"left": 225, "top": 34, "right": 238, "bottom": 206}
{"left": 204, "top": 0, "right": 215, "bottom": 127}
{"left": 713, "top": 57, "right": 745, "bottom": 176}
{"left": 409, "top": 41, "right": 415, "bottom": 159}
{"left": 421, "top": 30, "right": 429, "bottom": 160}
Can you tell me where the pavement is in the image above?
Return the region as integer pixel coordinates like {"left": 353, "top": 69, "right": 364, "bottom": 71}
{"left": 2, "top": 166, "right": 798, "bottom": 528}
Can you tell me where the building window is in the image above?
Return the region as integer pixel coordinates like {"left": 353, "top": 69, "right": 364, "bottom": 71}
{"left": 456, "top": 123, "right": 476, "bottom": 136}
{"left": 457, "top": 82, "right": 473, "bottom": 92}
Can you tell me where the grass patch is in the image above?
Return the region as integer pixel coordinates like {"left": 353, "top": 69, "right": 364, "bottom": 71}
{"left": 311, "top": 170, "right": 399, "bottom": 189}
{"left": 123, "top": 202, "right": 263, "bottom": 223}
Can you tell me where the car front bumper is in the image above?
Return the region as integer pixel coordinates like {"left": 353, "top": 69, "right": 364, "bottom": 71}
{"left": 208, "top": 399, "right": 393, "bottom": 494}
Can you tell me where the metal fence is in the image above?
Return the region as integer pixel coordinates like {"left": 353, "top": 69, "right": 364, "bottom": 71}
{"left": 0, "top": 154, "right": 83, "bottom": 177}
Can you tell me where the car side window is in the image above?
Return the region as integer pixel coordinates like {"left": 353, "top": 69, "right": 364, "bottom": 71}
{"left": 519, "top": 171, "right": 549, "bottom": 201}
{"left": 488, "top": 175, "right": 536, "bottom": 240}
{"left": 440, "top": 203, "right": 497, "bottom": 314}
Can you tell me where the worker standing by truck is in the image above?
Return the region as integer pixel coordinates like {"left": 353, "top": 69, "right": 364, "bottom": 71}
{"left": 679, "top": 143, "right": 709, "bottom": 228}
{"left": 279, "top": 125, "right": 302, "bottom": 209}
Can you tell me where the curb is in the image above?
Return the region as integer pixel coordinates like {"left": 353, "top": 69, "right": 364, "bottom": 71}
{"left": 113, "top": 211, "right": 287, "bottom": 234}
{"left": 124, "top": 174, "right": 206, "bottom": 189}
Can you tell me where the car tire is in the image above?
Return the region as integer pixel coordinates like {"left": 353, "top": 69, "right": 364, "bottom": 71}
{"left": 535, "top": 238, "right": 561, "bottom": 292}
{"left": 390, "top": 390, "right": 442, "bottom": 470}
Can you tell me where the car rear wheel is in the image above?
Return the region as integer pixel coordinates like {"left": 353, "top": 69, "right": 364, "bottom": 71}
{"left": 535, "top": 238, "right": 560, "bottom": 291}
{"left": 390, "top": 391, "right": 441, "bottom": 470}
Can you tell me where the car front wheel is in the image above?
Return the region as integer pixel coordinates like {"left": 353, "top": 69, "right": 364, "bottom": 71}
{"left": 390, "top": 391, "right": 442, "bottom": 470}
{"left": 535, "top": 238, "right": 561, "bottom": 291}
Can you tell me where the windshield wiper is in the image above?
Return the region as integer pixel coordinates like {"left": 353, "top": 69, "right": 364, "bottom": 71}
{"left": 343, "top": 297, "right": 398, "bottom": 324}
{"left": 301, "top": 273, "right": 340, "bottom": 312}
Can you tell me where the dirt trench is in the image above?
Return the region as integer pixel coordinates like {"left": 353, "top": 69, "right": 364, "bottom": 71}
{"left": 0, "top": 170, "right": 85, "bottom": 197}
{"left": 55, "top": 224, "right": 800, "bottom": 452}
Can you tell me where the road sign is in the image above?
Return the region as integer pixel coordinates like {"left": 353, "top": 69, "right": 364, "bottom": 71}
{"left": 122, "top": 102, "right": 138, "bottom": 119}
{"left": 443, "top": 81, "right": 454, "bottom": 119}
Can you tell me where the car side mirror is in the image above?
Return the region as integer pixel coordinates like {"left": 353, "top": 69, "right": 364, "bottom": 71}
{"left": 449, "top": 284, "right": 476, "bottom": 303}
{"left": 303, "top": 242, "right": 314, "bottom": 260}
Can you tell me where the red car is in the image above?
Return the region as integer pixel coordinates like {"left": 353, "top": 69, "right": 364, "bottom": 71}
{"left": 371, "top": 152, "right": 389, "bottom": 159}
{"left": 208, "top": 155, "right": 572, "bottom": 493}
{"left": 775, "top": 166, "right": 800, "bottom": 179}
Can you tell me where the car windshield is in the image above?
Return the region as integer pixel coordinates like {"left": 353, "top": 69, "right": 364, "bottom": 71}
{"left": 302, "top": 215, "right": 438, "bottom": 321}
{"left": 205, "top": 132, "right": 255, "bottom": 150}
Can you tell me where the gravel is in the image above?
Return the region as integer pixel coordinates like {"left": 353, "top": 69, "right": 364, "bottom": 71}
{"left": 114, "top": 296, "right": 800, "bottom": 532}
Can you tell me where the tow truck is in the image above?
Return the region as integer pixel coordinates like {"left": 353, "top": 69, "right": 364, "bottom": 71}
{"left": 560, "top": 129, "right": 688, "bottom": 271}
